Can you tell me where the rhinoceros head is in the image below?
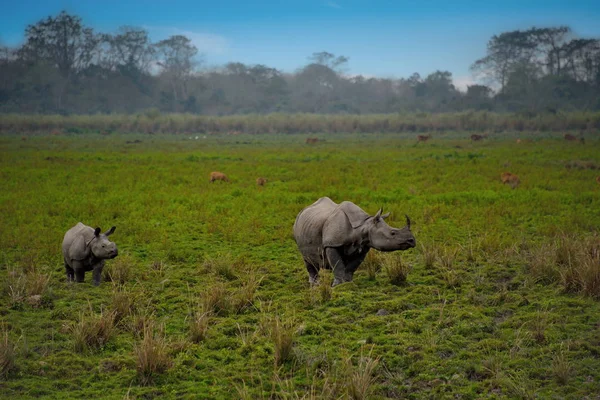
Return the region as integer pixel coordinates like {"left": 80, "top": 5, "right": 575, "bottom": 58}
{"left": 88, "top": 226, "right": 119, "bottom": 259}
{"left": 368, "top": 210, "right": 415, "bottom": 252}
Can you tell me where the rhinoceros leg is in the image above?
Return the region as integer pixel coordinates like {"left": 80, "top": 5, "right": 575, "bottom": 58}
{"left": 64, "top": 259, "right": 74, "bottom": 282}
{"left": 72, "top": 260, "right": 85, "bottom": 283}
{"left": 326, "top": 248, "right": 348, "bottom": 286}
{"left": 344, "top": 251, "right": 369, "bottom": 282}
{"left": 304, "top": 260, "right": 319, "bottom": 285}
{"left": 92, "top": 261, "right": 105, "bottom": 286}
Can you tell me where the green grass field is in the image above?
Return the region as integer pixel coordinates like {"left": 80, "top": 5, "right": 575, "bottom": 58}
{"left": 1, "top": 132, "right": 600, "bottom": 399}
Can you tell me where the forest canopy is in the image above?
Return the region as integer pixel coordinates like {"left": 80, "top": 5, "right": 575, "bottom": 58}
{"left": 1, "top": 11, "right": 599, "bottom": 115}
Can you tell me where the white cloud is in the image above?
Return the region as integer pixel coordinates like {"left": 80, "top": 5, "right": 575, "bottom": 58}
{"left": 146, "top": 26, "right": 230, "bottom": 55}
{"left": 175, "top": 30, "right": 230, "bottom": 55}
{"left": 453, "top": 75, "right": 477, "bottom": 92}
{"left": 325, "top": 1, "right": 342, "bottom": 9}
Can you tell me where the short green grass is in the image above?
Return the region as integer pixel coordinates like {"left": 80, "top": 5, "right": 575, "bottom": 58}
{"left": 1, "top": 132, "right": 600, "bottom": 399}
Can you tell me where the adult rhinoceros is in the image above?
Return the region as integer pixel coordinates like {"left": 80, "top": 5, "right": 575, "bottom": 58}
{"left": 293, "top": 197, "right": 415, "bottom": 286}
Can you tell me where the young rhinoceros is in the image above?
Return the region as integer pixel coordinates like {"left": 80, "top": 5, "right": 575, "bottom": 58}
{"left": 62, "top": 222, "right": 118, "bottom": 286}
{"left": 293, "top": 197, "right": 415, "bottom": 286}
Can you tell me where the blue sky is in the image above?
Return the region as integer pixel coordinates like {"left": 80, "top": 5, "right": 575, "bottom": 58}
{"left": 1, "top": 0, "right": 599, "bottom": 89}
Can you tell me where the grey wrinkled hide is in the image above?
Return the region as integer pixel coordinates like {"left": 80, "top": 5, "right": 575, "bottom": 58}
{"left": 293, "top": 197, "right": 416, "bottom": 286}
{"left": 62, "top": 222, "right": 118, "bottom": 286}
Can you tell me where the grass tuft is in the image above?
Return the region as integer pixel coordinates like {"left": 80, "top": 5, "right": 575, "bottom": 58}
{"left": 345, "top": 348, "right": 380, "bottom": 400}
{"left": 527, "top": 243, "right": 559, "bottom": 284}
{"left": 201, "top": 282, "right": 231, "bottom": 315}
{"left": 203, "top": 254, "right": 241, "bottom": 281}
{"left": 362, "top": 251, "right": 383, "bottom": 280}
{"left": 104, "top": 254, "right": 133, "bottom": 285}
{"left": 270, "top": 317, "right": 296, "bottom": 366}
{"left": 70, "top": 309, "right": 117, "bottom": 352}
{"left": 134, "top": 323, "right": 172, "bottom": 385}
{"left": 530, "top": 310, "right": 548, "bottom": 344}
{"left": 420, "top": 242, "right": 438, "bottom": 269}
{"left": 189, "top": 311, "right": 212, "bottom": 343}
{"left": 438, "top": 247, "right": 459, "bottom": 269}
{"left": 382, "top": 253, "right": 412, "bottom": 286}
{"left": 231, "top": 273, "right": 262, "bottom": 313}
{"left": 5, "top": 269, "right": 26, "bottom": 309}
{"left": 110, "top": 287, "right": 136, "bottom": 324}
{"left": 317, "top": 273, "right": 333, "bottom": 303}
{"left": 552, "top": 345, "right": 573, "bottom": 385}
{"left": 0, "top": 327, "right": 17, "bottom": 379}
{"left": 26, "top": 270, "right": 50, "bottom": 297}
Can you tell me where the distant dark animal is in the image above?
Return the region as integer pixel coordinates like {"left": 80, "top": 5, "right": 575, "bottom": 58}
{"left": 256, "top": 177, "right": 267, "bottom": 186}
{"left": 62, "top": 223, "right": 118, "bottom": 285}
{"left": 306, "top": 137, "right": 319, "bottom": 144}
{"left": 125, "top": 140, "right": 143, "bottom": 144}
{"left": 580, "top": 137, "right": 585, "bottom": 144}
{"left": 564, "top": 134, "right": 577, "bottom": 141}
{"left": 293, "top": 197, "right": 416, "bottom": 286}
{"left": 417, "top": 135, "right": 431, "bottom": 142}
{"left": 501, "top": 172, "right": 520, "bottom": 189}
{"left": 471, "top": 134, "right": 486, "bottom": 141}
{"left": 209, "top": 171, "right": 230, "bottom": 183}
{"left": 21, "top": 136, "right": 27, "bottom": 141}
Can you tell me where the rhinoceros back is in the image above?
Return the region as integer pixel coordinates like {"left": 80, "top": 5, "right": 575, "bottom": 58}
{"left": 293, "top": 197, "right": 338, "bottom": 267}
{"left": 62, "top": 222, "right": 94, "bottom": 262}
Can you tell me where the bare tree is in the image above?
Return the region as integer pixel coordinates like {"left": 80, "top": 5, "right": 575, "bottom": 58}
{"left": 155, "top": 35, "right": 198, "bottom": 111}
{"left": 19, "top": 11, "right": 99, "bottom": 78}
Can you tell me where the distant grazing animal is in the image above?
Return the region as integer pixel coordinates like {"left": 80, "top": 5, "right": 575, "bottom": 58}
{"left": 209, "top": 171, "right": 230, "bottom": 183}
{"left": 596, "top": 176, "right": 600, "bottom": 185}
{"left": 516, "top": 139, "right": 521, "bottom": 144}
{"left": 417, "top": 134, "right": 431, "bottom": 142}
{"left": 501, "top": 172, "right": 520, "bottom": 189}
{"left": 471, "top": 134, "right": 486, "bottom": 141}
{"left": 256, "top": 177, "right": 267, "bottom": 186}
{"left": 293, "top": 197, "right": 416, "bottom": 286}
{"left": 564, "top": 134, "right": 577, "bottom": 141}
{"left": 62, "top": 223, "right": 118, "bottom": 285}
{"left": 306, "top": 137, "right": 319, "bottom": 144}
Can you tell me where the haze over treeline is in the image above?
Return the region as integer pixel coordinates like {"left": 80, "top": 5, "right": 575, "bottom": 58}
{"left": 1, "top": 11, "right": 599, "bottom": 115}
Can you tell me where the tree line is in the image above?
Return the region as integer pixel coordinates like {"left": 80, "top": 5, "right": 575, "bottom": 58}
{"left": 0, "top": 11, "right": 599, "bottom": 115}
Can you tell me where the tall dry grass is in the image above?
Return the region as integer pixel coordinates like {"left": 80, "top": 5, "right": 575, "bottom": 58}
{"left": 134, "top": 323, "right": 172, "bottom": 384}
{"left": 344, "top": 348, "right": 381, "bottom": 400}
{"left": 527, "top": 234, "right": 600, "bottom": 298}
{"left": 69, "top": 309, "right": 117, "bottom": 352}
{"left": 270, "top": 317, "right": 297, "bottom": 366}
{"left": 0, "top": 327, "right": 17, "bottom": 379}
{"left": 3, "top": 111, "right": 599, "bottom": 135}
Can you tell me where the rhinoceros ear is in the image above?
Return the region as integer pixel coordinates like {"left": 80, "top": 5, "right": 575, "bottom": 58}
{"left": 105, "top": 226, "right": 116, "bottom": 236}
{"left": 405, "top": 214, "right": 411, "bottom": 229}
{"left": 374, "top": 208, "right": 390, "bottom": 221}
{"left": 94, "top": 227, "right": 101, "bottom": 237}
